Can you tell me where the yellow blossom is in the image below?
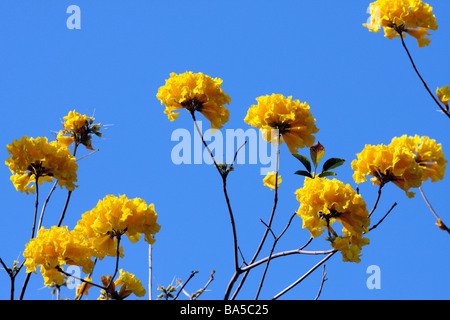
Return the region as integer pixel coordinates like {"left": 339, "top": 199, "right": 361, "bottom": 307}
{"left": 114, "top": 269, "right": 146, "bottom": 298}
{"left": 351, "top": 142, "right": 423, "bottom": 198}
{"left": 244, "top": 94, "right": 319, "bottom": 154}
{"left": 56, "top": 110, "right": 102, "bottom": 150}
{"left": 436, "top": 86, "right": 450, "bottom": 108}
{"left": 5, "top": 136, "right": 78, "bottom": 194}
{"left": 330, "top": 233, "right": 370, "bottom": 263}
{"left": 390, "top": 135, "right": 447, "bottom": 183}
{"left": 364, "top": 0, "right": 438, "bottom": 47}
{"left": 76, "top": 277, "right": 93, "bottom": 296}
{"left": 353, "top": 136, "right": 446, "bottom": 198}
{"left": 263, "top": 171, "right": 281, "bottom": 190}
{"left": 295, "top": 177, "right": 370, "bottom": 262}
{"left": 75, "top": 195, "right": 161, "bottom": 260}
{"left": 23, "top": 226, "right": 95, "bottom": 286}
{"left": 156, "top": 71, "right": 231, "bottom": 131}
{"left": 99, "top": 270, "right": 145, "bottom": 299}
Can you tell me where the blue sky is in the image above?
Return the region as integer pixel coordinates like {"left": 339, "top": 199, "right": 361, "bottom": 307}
{"left": 0, "top": 1, "right": 449, "bottom": 300}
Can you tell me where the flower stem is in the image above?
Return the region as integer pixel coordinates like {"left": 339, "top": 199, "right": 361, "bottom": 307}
{"left": 190, "top": 112, "right": 241, "bottom": 283}
{"left": 225, "top": 132, "right": 281, "bottom": 300}
{"left": 399, "top": 33, "right": 450, "bottom": 119}
{"left": 419, "top": 186, "right": 450, "bottom": 235}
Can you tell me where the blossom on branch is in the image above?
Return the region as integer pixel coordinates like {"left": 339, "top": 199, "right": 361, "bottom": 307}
{"left": 351, "top": 135, "right": 446, "bottom": 197}
{"left": 295, "top": 177, "right": 370, "bottom": 263}
{"left": 156, "top": 71, "right": 231, "bottom": 131}
{"left": 364, "top": 0, "right": 438, "bottom": 47}
{"left": 5, "top": 136, "right": 78, "bottom": 194}
{"left": 244, "top": 94, "right": 319, "bottom": 154}
{"left": 75, "top": 194, "right": 161, "bottom": 260}
{"left": 23, "top": 226, "right": 95, "bottom": 286}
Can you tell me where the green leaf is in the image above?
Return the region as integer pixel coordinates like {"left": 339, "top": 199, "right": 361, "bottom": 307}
{"left": 292, "top": 154, "right": 311, "bottom": 173}
{"left": 318, "top": 171, "right": 337, "bottom": 178}
{"left": 294, "top": 170, "right": 313, "bottom": 178}
{"left": 322, "top": 158, "right": 345, "bottom": 173}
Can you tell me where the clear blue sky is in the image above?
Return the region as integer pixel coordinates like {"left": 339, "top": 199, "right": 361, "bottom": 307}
{"left": 0, "top": 1, "right": 449, "bottom": 300}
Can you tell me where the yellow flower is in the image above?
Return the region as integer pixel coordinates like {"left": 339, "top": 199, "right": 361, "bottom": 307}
{"left": 75, "top": 195, "right": 161, "bottom": 260}
{"left": 436, "top": 86, "right": 450, "bottom": 108}
{"left": 156, "top": 71, "right": 231, "bottom": 131}
{"left": 390, "top": 135, "right": 447, "bottom": 183}
{"left": 244, "top": 94, "right": 319, "bottom": 154}
{"left": 23, "top": 226, "right": 95, "bottom": 286}
{"left": 76, "top": 277, "right": 93, "bottom": 296}
{"left": 330, "top": 233, "right": 370, "bottom": 263}
{"left": 353, "top": 135, "right": 446, "bottom": 198}
{"left": 100, "top": 270, "right": 145, "bottom": 299}
{"left": 263, "top": 171, "right": 281, "bottom": 190}
{"left": 295, "top": 177, "right": 370, "bottom": 263}
{"left": 57, "top": 110, "right": 102, "bottom": 150}
{"left": 351, "top": 142, "right": 423, "bottom": 198}
{"left": 5, "top": 136, "right": 78, "bottom": 194}
{"left": 114, "top": 269, "right": 146, "bottom": 298}
{"left": 364, "top": 0, "right": 438, "bottom": 47}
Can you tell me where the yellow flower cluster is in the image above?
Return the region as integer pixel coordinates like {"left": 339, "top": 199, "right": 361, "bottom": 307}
{"left": 23, "top": 226, "right": 95, "bottom": 286}
{"left": 57, "top": 110, "right": 102, "bottom": 151}
{"left": 75, "top": 195, "right": 161, "bottom": 260}
{"left": 99, "top": 269, "right": 146, "bottom": 300}
{"left": 244, "top": 94, "right": 319, "bottom": 154}
{"left": 364, "top": 0, "right": 438, "bottom": 47}
{"left": 295, "top": 177, "right": 370, "bottom": 263}
{"left": 437, "top": 86, "right": 450, "bottom": 108}
{"left": 352, "top": 135, "right": 446, "bottom": 197}
{"left": 156, "top": 71, "right": 231, "bottom": 130}
{"left": 5, "top": 136, "right": 78, "bottom": 194}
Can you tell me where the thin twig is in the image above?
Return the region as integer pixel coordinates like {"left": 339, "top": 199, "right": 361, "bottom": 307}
{"left": 227, "top": 132, "right": 281, "bottom": 300}
{"left": 255, "top": 212, "right": 297, "bottom": 299}
{"left": 57, "top": 266, "right": 105, "bottom": 291}
{"left": 75, "top": 149, "right": 99, "bottom": 162}
{"left": 271, "top": 251, "right": 337, "bottom": 300}
{"left": 399, "top": 32, "right": 450, "bottom": 119}
{"left": 369, "top": 202, "right": 397, "bottom": 232}
{"left": 106, "top": 235, "right": 122, "bottom": 290}
{"left": 149, "top": 244, "right": 152, "bottom": 300}
{"left": 369, "top": 184, "right": 383, "bottom": 217}
{"left": 37, "top": 180, "right": 58, "bottom": 230}
{"left": 190, "top": 112, "right": 242, "bottom": 287}
{"left": 314, "top": 264, "right": 328, "bottom": 300}
{"left": 191, "top": 270, "right": 215, "bottom": 300}
{"left": 57, "top": 143, "right": 79, "bottom": 227}
{"left": 174, "top": 270, "right": 198, "bottom": 300}
{"left": 19, "top": 178, "right": 40, "bottom": 300}
{"left": 419, "top": 186, "right": 450, "bottom": 234}
{"left": 241, "top": 247, "right": 336, "bottom": 272}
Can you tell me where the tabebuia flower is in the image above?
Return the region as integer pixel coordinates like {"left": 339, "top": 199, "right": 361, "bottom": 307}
{"left": 364, "top": 0, "right": 438, "bottom": 47}
{"left": 436, "top": 86, "right": 450, "bottom": 109}
{"left": 263, "top": 171, "right": 281, "bottom": 190}
{"left": 244, "top": 94, "right": 319, "bottom": 154}
{"left": 99, "top": 269, "right": 146, "bottom": 300}
{"left": 75, "top": 195, "right": 161, "bottom": 260}
{"left": 56, "top": 110, "right": 102, "bottom": 151}
{"left": 351, "top": 135, "right": 446, "bottom": 198}
{"left": 295, "top": 177, "right": 370, "bottom": 263}
{"left": 156, "top": 71, "right": 231, "bottom": 131}
{"left": 5, "top": 136, "right": 78, "bottom": 194}
{"left": 23, "top": 226, "right": 95, "bottom": 286}
{"left": 391, "top": 135, "right": 447, "bottom": 183}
